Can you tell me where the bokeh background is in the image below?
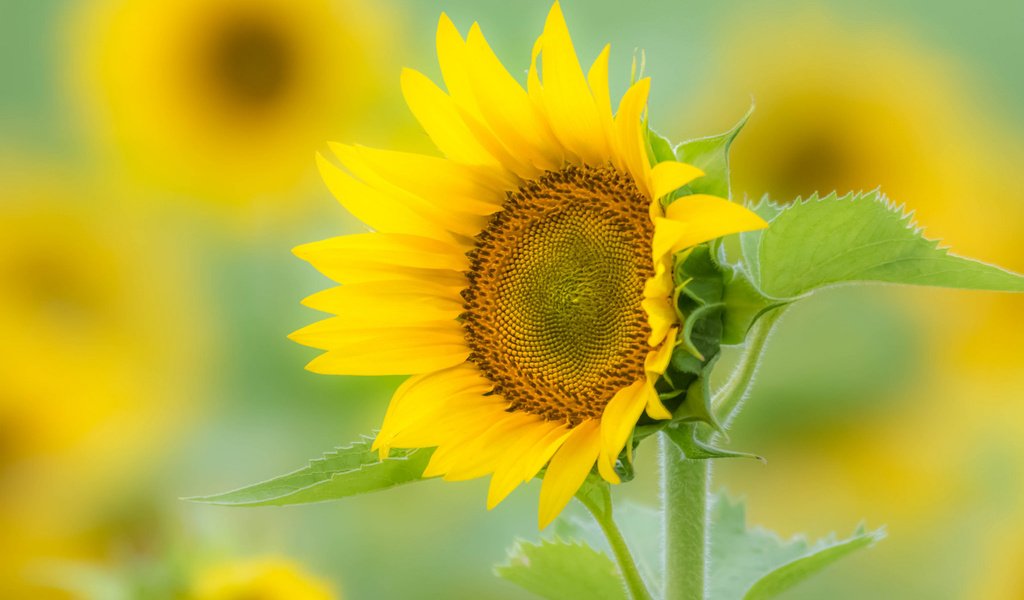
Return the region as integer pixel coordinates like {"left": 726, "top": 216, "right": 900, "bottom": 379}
{"left": 2, "top": 0, "right": 1022, "bottom": 597}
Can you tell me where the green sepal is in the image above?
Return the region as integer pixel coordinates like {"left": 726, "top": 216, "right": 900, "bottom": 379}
{"left": 574, "top": 473, "right": 613, "bottom": 519}
{"left": 673, "top": 359, "right": 720, "bottom": 428}
{"left": 495, "top": 537, "right": 628, "bottom": 600}
{"left": 675, "top": 104, "right": 753, "bottom": 200}
{"left": 646, "top": 127, "right": 676, "bottom": 165}
{"left": 677, "top": 303, "right": 724, "bottom": 361}
{"left": 186, "top": 436, "right": 433, "bottom": 506}
{"left": 665, "top": 423, "right": 764, "bottom": 462}
{"left": 659, "top": 245, "right": 727, "bottom": 427}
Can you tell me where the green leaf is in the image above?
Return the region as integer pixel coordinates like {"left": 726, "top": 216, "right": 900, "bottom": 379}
{"left": 746, "top": 191, "right": 1024, "bottom": 299}
{"left": 187, "top": 437, "right": 433, "bottom": 506}
{"left": 739, "top": 196, "right": 783, "bottom": 285}
{"left": 495, "top": 539, "right": 628, "bottom": 600}
{"left": 675, "top": 105, "right": 753, "bottom": 199}
{"left": 709, "top": 494, "right": 885, "bottom": 600}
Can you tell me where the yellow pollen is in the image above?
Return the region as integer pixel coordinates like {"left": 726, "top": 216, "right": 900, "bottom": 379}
{"left": 462, "top": 165, "right": 655, "bottom": 425}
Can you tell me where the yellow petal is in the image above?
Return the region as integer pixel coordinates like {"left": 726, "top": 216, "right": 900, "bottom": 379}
{"left": 650, "top": 161, "right": 705, "bottom": 199}
{"left": 464, "top": 24, "right": 562, "bottom": 171}
{"left": 527, "top": 36, "right": 546, "bottom": 111}
{"left": 538, "top": 419, "right": 601, "bottom": 529}
{"left": 663, "top": 194, "right": 769, "bottom": 252}
{"left": 539, "top": 2, "right": 608, "bottom": 164}
{"left": 613, "top": 78, "right": 653, "bottom": 196}
{"left": 301, "top": 281, "right": 463, "bottom": 325}
{"left": 454, "top": 101, "right": 543, "bottom": 178}
{"left": 651, "top": 217, "right": 690, "bottom": 261}
{"left": 642, "top": 295, "right": 677, "bottom": 347}
{"left": 436, "top": 13, "right": 481, "bottom": 118}
{"left": 330, "top": 143, "right": 489, "bottom": 239}
{"left": 426, "top": 411, "right": 529, "bottom": 479}
{"left": 645, "top": 327, "right": 678, "bottom": 376}
{"left": 587, "top": 44, "right": 615, "bottom": 151}
{"left": 401, "top": 68, "right": 500, "bottom": 167}
{"left": 316, "top": 153, "right": 452, "bottom": 242}
{"left": 643, "top": 260, "right": 674, "bottom": 299}
{"left": 300, "top": 326, "right": 469, "bottom": 376}
{"left": 487, "top": 421, "right": 560, "bottom": 509}
{"left": 521, "top": 424, "right": 574, "bottom": 484}
{"left": 642, "top": 258, "right": 678, "bottom": 346}
{"left": 445, "top": 414, "right": 541, "bottom": 481}
{"left": 644, "top": 384, "right": 672, "bottom": 420}
{"left": 375, "top": 363, "right": 493, "bottom": 452}
{"left": 597, "top": 380, "right": 647, "bottom": 484}
{"left": 293, "top": 232, "right": 468, "bottom": 284}
{"left": 335, "top": 143, "right": 507, "bottom": 216}
{"left": 290, "top": 317, "right": 461, "bottom": 350}
{"left": 385, "top": 397, "right": 506, "bottom": 449}
{"left": 428, "top": 408, "right": 509, "bottom": 463}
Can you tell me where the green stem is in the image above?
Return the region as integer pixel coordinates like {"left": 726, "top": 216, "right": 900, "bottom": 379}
{"left": 579, "top": 491, "right": 654, "bottom": 600}
{"left": 712, "top": 307, "right": 785, "bottom": 432}
{"left": 661, "top": 307, "right": 785, "bottom": 599}
{"left": 661, "top": 434, "right": 710, "bottom": 600}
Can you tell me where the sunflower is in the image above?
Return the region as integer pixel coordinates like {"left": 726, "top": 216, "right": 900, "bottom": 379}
{"left": 292, "top": 3, "right": 766, "bottom": 528}
{"left": 192, "top": 558, "right": 336, "bottom": 600}
{"left": 66, "top": 0, "right": 390, "bottom": 204}
{"left": 0, "top": 171, "right": 209, "bottom": 596}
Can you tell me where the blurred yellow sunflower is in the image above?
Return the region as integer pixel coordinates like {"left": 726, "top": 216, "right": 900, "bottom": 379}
{"left": 684, "top": 7, "right": 1024, "bottom": 577}
{"left": 292, "top": 3, "right": 767, "bottom": 528}
{"left": 192, "top": 557, "right": 336, "bottom": 600}
{"left": 65, "top": 0, "right": 389, "bottom": 204}
{"left": 0, "top": 170, "right": 210, "bottom": 595}
{"left": 685, "top": 9, "right": 1024, "bottom": 373}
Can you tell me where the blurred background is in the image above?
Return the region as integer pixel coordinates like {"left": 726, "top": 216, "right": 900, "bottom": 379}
{"left": 1, "top": 0, "right": 1021, "bottom": 598}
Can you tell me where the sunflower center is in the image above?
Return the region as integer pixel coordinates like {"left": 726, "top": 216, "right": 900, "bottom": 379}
{"left": 205, "top": 16, "right": 293, "bottom": 106}
{"left": 463, "top": 165, "right": 655, "bottom": 425}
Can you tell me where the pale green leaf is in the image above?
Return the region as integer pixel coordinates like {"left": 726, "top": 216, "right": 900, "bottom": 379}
{"left": 495, "top": 539, "right": 628, "bottom": 600}
{"left": 187, "top": 437, "right": 433, "bottom": 506}
{"left": 738, "top": 195, "right": 783, "bottom": 286}
{"left": 748, "top": 191, "right": 1024, "bottom": 299}
{"left": 710, "top": 494, "right": 885, "bottom": 600}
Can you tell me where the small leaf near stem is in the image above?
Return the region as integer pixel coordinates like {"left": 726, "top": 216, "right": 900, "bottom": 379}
{"left": 576, "top": 479, "right": 655, "bottom": 600}
{"left": 495, "top": 538, "right": 628, "bottom": 600}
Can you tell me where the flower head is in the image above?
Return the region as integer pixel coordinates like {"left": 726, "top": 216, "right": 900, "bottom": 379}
{"left": 67, "top": 0, "right": 388, "bottom": 203}
{"left": 293, "top": 2, "right": 766, "bottom": 528}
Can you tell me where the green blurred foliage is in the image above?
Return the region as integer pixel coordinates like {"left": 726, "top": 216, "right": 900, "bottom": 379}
{"left": 1, "top": 1, "right": 1021, "bottom": 599}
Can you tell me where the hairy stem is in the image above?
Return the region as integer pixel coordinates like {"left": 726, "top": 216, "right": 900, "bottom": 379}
{"left": 712, "top": 307, "right": 785, "bottom": 432}
{"left": 661, "top": 434, "right": 710, "bottom": 600}
{"left": 661, "top": 307, "right": 784, "bottom": 599}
